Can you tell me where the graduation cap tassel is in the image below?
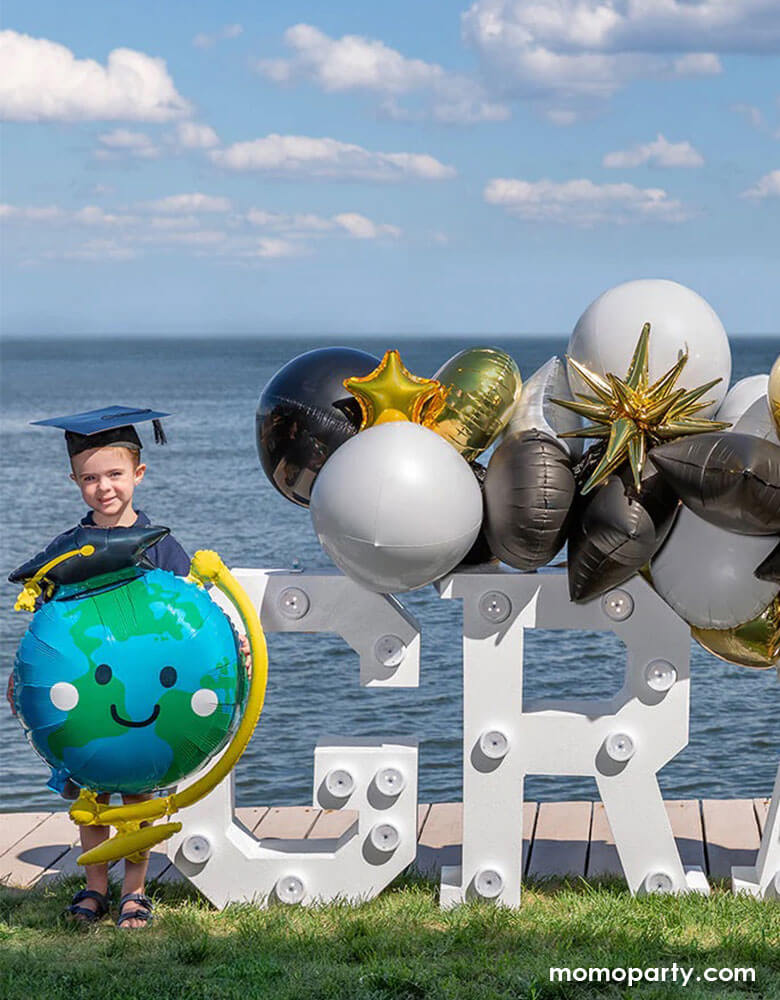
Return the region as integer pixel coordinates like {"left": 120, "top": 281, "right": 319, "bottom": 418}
{"left": 153, "top": 419, "right": 167, "bottom": 445}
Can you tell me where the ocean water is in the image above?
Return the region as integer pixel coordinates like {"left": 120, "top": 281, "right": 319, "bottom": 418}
{"left": 0, "top": 334, "right": 777, "bottom": 812}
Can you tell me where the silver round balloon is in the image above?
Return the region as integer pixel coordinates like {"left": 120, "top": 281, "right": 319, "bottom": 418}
{"left": 651, "top": 376, "right": 780, "bottom": 629}
{"left": 310, "top": 423, "right": 483, "bottom": 594}
{"left": 567, "top": 279, "right": 731, "bottom": 417}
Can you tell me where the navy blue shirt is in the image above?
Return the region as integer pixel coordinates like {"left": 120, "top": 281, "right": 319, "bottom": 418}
{"left": 48, "top": 509, "right": 190, "bottom": 577}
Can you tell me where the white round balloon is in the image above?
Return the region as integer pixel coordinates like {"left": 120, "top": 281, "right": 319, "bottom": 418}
{"left": 568, "top": 280, "right": 731, "bottom": 417}
{"left": 310, "top": 422, "right": 483, "bottom": 593}
{"left": 651, "top": 373, "right": 780, "bottom": 628}
{"left": 650, "top": 509, "right": 778, "bottom": 629}
{"left": 716, "top": 375, "right": 779, "bottom": 445}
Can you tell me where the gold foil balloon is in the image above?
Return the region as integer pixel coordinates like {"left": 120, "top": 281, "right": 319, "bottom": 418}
{"left": 424, "top": 348, "right": 522, "bottom": 462}
{"left": 553, "top": 323, "right": 729, "bottom": 494}
{"left": 344, "top": 350, "right": 445, "bottom": 430}
{"left": 691, "top": 596, "right": 780, "bottom": 669}
{"left": 769, "top": 355, "right": 780, "bottom": 437}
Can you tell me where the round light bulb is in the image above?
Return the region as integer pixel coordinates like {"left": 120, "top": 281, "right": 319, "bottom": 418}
{"left": 324, "top": 768, "right": 355, "bottom": 798}
{"left": 375, "top": 767, "right": 406, "bottom": 797}
{"left": 181, "top": 834, "right": 212, "bottom": 864}
{"left": 474, "top": 868, "right": 504, "bottom": 899}
{"left": 369, "top": 823, "right": 400, "bottom": 853}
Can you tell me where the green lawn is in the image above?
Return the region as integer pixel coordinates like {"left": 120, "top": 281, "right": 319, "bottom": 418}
{"left": 1, "top": 873, "right": 777, "bottom": 1000}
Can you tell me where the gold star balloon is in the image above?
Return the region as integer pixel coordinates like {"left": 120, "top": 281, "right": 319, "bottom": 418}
{"left": 344, "top": 349, "right": 446, "bottom": 430}
{"left": 552, "top": 322, "right": 731, "bottom": 494}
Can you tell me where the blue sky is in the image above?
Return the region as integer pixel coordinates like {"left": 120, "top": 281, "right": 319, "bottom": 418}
{"left": 1, "top": 0, "right": 778, "bottom": 336}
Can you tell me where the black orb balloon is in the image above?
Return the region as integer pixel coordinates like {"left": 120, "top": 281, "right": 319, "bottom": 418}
{"left": 256, "top": 347, "right": 379, "bottom": 506}
{"left": 484, "top": 430, "right": 576, "bottom": 571}
{"left": 649, "top": 432, "right": 780, "bottom": 536}
{"left": 567, "top": 468, "right": 679, "bottom": 603}
{"left": 458, "top": 461, "right": 496, "bottom": 567}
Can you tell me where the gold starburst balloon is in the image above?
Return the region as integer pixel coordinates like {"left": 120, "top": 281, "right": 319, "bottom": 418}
{"left": 552, "top": 322, "right": 730, "bottom": 494}
{"left": 344, "top": 349, "right": 446, "bottom": 430}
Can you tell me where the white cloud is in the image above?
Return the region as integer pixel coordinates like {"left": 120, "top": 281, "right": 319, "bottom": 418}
{"left": 193, "top": 24, "right": 243, "bottom": 49}
{"left": 462, "top": 0, "right": 776, "bottom": 118}
{"left": 333, "top": 213, "right": 401, "bottom": 238}
{"left": 97, "top": 129, "right": 160, "bottom": 159}
{"left": 603, "top": 134, "right": 704, "bottom": 168}
{"left": 732, "top": 102, "right": 765, "bottom": 129}
{"left": 144, "top": 193, "right": 232, "bottom": 213}
{"left": 256, "top": 24, "right": 509, "bottom": 124}
{"left": 245, "top": 207, "right": 401, "bottom": 238}
{"left": 0, "top": 30, "right": 191, "bottom": 122}
{"left": 484, "top": 176, "right": 691, "bottom": 225}
{"left": 1, "top": 203, "right": 64, "bottom": 221}
{"left": 210, "top": 134, "right": 456, "bottom": 181}
{"left": 741, "top": 169, "right": 780, "bottom": 199}
{"left": 173, "top": 121, "right": 220, "bottom": 148}
{"left": 253, "top": 237, "right": 304, "bottom": 258}
{"left": 672, "top": 53, "right": 722, "bottom": 75}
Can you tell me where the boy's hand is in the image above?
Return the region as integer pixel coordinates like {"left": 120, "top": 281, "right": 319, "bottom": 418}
{"left": 239, "top": 635, "right": 252, "bottom": 678}
{"left": 6, "top": 673, "right": 17, "bottom": 716}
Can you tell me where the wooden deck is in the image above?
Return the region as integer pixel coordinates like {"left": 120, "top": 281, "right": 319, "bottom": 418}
{"left": 0, "top": 798, "right": 770, "bottom": 889}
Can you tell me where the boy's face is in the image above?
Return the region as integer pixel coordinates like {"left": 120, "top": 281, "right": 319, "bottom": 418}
{"left": 70, "top": 447, "right": 146, "bottom": 521}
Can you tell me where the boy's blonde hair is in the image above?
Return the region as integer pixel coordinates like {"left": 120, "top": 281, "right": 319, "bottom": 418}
{"left": 70, "top": 445, "right": 142, "bottom": 470}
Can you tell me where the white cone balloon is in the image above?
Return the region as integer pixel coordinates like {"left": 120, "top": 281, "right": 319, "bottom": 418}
{"left": 502, "top": 356, "right": 582, "bottom": 457}
{"left": 568, "top": 279, "right": 731, "bottom": 417}
{"left": 310, "top": 422, "right": 483, "bottom": 594}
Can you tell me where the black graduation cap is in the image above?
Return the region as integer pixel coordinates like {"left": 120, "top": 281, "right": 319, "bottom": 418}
{"left": 32, "top": 405, "right": 169, "bottom": 457}
{"left": 9, "top": 524, "right": 171, "bottom": 610}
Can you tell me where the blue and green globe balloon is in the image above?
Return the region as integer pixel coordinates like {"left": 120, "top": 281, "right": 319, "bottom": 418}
{"left": 14, "top": 568, "right": 247, "bottom": 795}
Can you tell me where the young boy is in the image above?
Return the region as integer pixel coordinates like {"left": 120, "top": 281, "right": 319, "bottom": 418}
{"left": 6, "top": 405, "right": 189, "bottom": 929}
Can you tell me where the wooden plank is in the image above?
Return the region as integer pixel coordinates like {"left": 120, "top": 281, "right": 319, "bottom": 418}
{"left": 587, "top": 802, "right": 621, "bottom": 878}
{"left": 754, "top": 798, "right": 770, "bottom": 835}
{"left": 527, "top": 801, "right": 591, "bottom": 879}
{"left": 254, "top": 806, "right": 320, "bottom": 840}
{"left": 417, "top": 804, "right": 431, "bottom": 837}
{"left": 0, "top": 812, "right": 77, "bottom": 887}
{"left": 0, "top": 812, "right": 52, "bottom": 858}
{"left": 307, "top": 809, "right": 358, "bottom": 839}
{"left": 416, "top": 802, "right": 462, "bottom": 874}
{"left": 522, "top": 802, "right": 537, "bottom": 875}
{"left": 236, "top": 806, "right": 270, "bottom": 833}
{"left": 702, "top": 799, "right": 761, "bottom": 879}
{"left": 666, "top": 799, "right": 706, "bottom": 872}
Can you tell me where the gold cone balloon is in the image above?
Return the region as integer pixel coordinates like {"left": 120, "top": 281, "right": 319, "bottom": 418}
{"left": 424, "top": 348, "right": 523, "bottom": 462}
{"left": 691, "top": 595, "right": 780, "bottom": 669}
{"left": 769, "top": 355, "right": 780, "bottom": 438}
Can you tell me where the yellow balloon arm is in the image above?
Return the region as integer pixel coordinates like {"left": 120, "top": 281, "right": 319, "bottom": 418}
{"left": 78, "top": 822, "right": 182, "bottom": 866}
{"left": 70, "top": 550, "right": 268, "bottom": 835}
{"left": 170, "top": 550, "right": 268, "bottom": 811}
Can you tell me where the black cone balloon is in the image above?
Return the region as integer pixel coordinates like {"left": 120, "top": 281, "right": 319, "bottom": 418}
{"left": 484, "top": 430, "right": 576, "bottom": 571}
{"left": 256, "top": 347, "right": 379, "bottom": 506}
{"left": 567, "top": 468, "right": 679, "bottom": 603}
{"left": 649, "top": 432, "right": 780, "bottom": 535}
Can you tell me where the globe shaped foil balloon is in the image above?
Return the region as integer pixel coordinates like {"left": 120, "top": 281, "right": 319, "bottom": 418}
{"left": 425, "top": 348, "right": 522, "bottom": 462}
{"left": 256, "top": 347, "right": 379, "bottom": 507}
{"left": 310, "top": 422, "right": 483, "bottom": 593}
{"left": 567, "top": 279, "right": 731, "bottom": 418}
{"left": 14, "top": 568, "right": 246, "bottom": 795}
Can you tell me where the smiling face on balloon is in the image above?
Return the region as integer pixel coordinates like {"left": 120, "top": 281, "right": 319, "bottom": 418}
{"left": 15, "top": 570, "right": 246, "bottom": 794}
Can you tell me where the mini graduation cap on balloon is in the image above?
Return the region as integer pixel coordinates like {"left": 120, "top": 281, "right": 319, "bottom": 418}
{"left": 32, "top": 404, "right": 169, "bottom": 457}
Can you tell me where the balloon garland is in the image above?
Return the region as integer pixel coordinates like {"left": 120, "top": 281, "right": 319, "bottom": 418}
{"left": 254, "top": 284, "right": 779, "bottom": 668}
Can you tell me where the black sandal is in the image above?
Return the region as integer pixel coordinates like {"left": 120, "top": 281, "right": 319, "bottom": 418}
{"left": 116, "top": 892, "right": 154, "bottom": 929}
{"left": 64, "top": 888, "right": 110, "bottom": 924}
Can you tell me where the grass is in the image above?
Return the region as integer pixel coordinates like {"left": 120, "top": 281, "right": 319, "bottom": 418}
{"left": 0, "top": 872, "right": 778, "bottom": 1000}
